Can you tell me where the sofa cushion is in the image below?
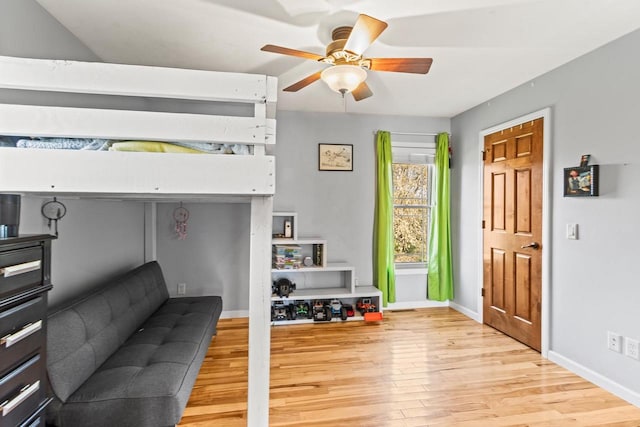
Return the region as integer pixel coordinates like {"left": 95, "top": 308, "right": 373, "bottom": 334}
{"left": 56, "top": 296, "right": 222, "bottom": 427}
{"left": 47, "top": 262, "right": 170, "bottom": 402}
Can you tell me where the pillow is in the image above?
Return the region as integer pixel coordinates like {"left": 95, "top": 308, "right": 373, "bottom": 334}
{"left": 109, "top": 141, "right": 204, "bottom": 154}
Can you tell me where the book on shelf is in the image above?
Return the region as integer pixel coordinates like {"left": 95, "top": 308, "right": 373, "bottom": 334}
{"left": 312, "top": 243, "right": 323, "bottom": 267}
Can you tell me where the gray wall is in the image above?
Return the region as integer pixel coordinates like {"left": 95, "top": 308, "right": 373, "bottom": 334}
{"left": 0, "top": 0, "right": 100, "bottom": 61}
{"left": 451, "top": 29, "right": 640, "bottom": 395}
{"left": 275, "top": 111, "right": 450, "bottom": 287}
{"left": 156, "top": 202, "right": 250, "bottom": 311}
{"left": 19, "top": 198, "right": 145, "bottom": 307}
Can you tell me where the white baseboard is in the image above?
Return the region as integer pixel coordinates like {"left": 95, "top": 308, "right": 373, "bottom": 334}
{"left": 220, "top": 310, "right": 249, "bottom": 319}
{"left": 386, "top": 300, "right": 449, "bottom": 310}
{"left": 449, "top": 301, "right": 481, "bottom": 323}
{"left": 548, "top": 350, "right": 640, "bottom": 407}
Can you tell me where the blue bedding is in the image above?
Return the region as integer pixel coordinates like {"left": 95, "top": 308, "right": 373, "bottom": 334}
{"left": 9, "top": 137, "right": 249, "bottom": 154}
{"left": 17, "top": 138, "right": 110, "bottom": 150}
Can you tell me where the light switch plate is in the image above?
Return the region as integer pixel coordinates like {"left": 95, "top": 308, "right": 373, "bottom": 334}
{"left": 567, "top": 223, "right": 578, "bottom": 240}
{"left": 608, "top": 331, "right": 622, "bottom": 353}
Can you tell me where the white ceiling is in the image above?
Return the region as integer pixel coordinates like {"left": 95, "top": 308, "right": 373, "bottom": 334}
{"left": 36, "top": 0, "right": 640, "bottom": 117}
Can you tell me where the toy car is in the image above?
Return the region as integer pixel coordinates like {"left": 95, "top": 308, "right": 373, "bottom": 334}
{"left": 272, "top": 277, "right": 296, "bottom": 297}
{"left": 356, "top": 298, "right": 377, "bottom": 315}
{"left": 271, "top": 303, "right": 291, "bottom": 321}
{"left": 343, "top": 304, "right": 355, "bottom": 318}
{"left": 312, "top": 299, "right": 332, "bottom": 321}
{"left": 290, "top": 301, "right": 312, "bottom": 320}
{"left": 328, "top": 299, "right": 348, "bottom": 321}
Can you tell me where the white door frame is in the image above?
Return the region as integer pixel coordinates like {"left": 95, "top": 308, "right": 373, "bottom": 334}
{"left": 477, "top": 107, "right": 552, "bottom": 357}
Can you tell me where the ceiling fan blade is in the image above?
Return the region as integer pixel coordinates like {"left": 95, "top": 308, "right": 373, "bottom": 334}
{"left": 351, "top": 81, "right": 373, "bottom": 101}
{"left": 261, "top": 44, "right": 324, "bottom": 61}
{"left": 369, "top": 58, "right": 433, "bottom": 74}
{"left": 283, "top": 71, "right": 323, "bottom": 92}
{"left": 343, "top": 14, "right": 388, "bottom": 56}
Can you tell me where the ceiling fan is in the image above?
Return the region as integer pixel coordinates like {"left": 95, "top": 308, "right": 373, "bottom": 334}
{"left": 261, "top": 14, "right": 433, "bottom": 101}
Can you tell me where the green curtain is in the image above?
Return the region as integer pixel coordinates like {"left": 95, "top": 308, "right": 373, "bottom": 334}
{"left": 374, "top": 130, "right": 395, "bottom": 306}
{"left": 427, "top": 133, "right": 454, "bottom": 301}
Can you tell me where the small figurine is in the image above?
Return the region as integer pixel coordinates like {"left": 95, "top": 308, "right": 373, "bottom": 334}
{"left": 356, "top": 298, "right": 377, "bottom": 315}
{"left": 328, "top": 299, "right": 348, "bottom": 321}
{"left": 272, "top": 278, "right": 296, "bottom": 297}
{"left": 290, "top": 301, "right": 312, "bottom": 320}
{"left": 312, "top": 300, "right": 332, "bottom": 321}
{"left": 271, "top": 303, "right": 291, "bottom": 321}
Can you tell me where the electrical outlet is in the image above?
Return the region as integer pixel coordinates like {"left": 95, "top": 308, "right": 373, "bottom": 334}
{"left": 608, "top": 331, "right": 622, "bottom": 353}
{"left": 625, "top": 338, "right": 640, "bottom": 360}
{"left": 177, "top": 283, "right": 186, "bottom": 295}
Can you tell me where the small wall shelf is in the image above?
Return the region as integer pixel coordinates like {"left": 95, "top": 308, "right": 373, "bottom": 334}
{"left": 272, "top": 212, "right": 297, "bottom": 240}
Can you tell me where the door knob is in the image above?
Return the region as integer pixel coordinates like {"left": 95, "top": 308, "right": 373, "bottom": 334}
{"left": 520, "top": 242, "right": 540, "bottom": 249}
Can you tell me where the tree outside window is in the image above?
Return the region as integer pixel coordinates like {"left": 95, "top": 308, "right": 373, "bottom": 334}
{"left": 392, "top": 163, "right": 430, "bottom": 264}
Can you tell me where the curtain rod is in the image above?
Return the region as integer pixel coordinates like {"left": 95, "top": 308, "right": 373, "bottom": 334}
{"left": 374, "top": 131, "right": 450, "bottom": 137}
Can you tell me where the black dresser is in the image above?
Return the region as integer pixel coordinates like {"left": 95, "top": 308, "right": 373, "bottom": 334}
{"left": 0, "top": 235, "right": 54, "bottom": 427}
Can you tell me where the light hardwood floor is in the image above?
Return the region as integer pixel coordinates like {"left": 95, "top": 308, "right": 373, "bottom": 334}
{"left": 179, "top": 308, "right": 640, "bottom": 426}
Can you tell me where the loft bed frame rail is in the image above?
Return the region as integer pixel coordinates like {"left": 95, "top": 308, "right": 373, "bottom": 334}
{"left": 0, "top": 55, "right": 277, "bottom": 197}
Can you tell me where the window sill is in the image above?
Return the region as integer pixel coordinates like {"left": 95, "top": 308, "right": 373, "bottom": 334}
{"left": 394, "top": 265, "right": 428, "bottom": 276}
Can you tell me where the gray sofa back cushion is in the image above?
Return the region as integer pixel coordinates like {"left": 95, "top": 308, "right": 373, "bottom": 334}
{"left": 47, "top": 261, "right": 170, "bottom": 402}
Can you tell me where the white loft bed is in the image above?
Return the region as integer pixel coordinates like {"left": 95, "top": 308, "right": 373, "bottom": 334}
{"left": 0, "top": 55, "right": 274, "bottom": 426}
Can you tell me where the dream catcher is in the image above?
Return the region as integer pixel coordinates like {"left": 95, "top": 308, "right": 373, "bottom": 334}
{"left": 41, "top": 197, "right": 67, "bottom": 236}
{"left": 173, "top": 202, "right": 190, "bottom": 240}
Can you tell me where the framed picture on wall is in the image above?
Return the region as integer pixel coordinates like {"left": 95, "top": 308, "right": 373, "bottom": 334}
{"left": 318, "top": 143, "right": 353, "bottom": 171}
{"left": 564, "top": 165, "right": 599, "bottom": 197}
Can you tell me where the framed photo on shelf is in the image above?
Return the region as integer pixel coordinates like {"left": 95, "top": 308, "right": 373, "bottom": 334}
{"left": 564, "top": 165, "right": 599, "bottom": 197}
{"left": 318, "top": 143, "right": 353, "bottom": 171}
{"left": 579, "top": 154, "right": 591, "bottom": 167}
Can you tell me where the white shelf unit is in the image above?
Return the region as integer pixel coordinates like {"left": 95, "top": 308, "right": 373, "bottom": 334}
{"left": 270, "top": 210, "right": 382, "bottom": 326}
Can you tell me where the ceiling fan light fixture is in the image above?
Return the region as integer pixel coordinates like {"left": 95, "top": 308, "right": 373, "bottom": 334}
{"left": 321, "top": 65, "right": 367, "bottom": 95}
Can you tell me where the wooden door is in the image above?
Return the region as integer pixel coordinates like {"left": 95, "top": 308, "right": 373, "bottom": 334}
{"left": 483, "top": 118, "right": 543, "bottom": 351}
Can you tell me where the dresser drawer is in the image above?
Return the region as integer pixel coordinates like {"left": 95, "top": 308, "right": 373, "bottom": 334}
{"left": 0, "top": 248, "right": 43, "bottom": 299}
{"left": 18, "top": 397, "right": 49, "bottom": 427}
{"left": 0, "top": 297, "right": 45, "bottom": 375}
{"left": 0, "top": 355, "right": 44, "bottom": 427}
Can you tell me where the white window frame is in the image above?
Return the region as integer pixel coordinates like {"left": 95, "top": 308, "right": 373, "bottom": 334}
{"left": 391, "top": 141, "right": 435, "bottom": 271}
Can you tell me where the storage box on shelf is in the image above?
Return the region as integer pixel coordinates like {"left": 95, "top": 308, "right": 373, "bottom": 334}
{"left": 273, "top": 238, "right": 326, "bottom": 268}
{"left": 270, "top": 211, "right": 381, "bottom": 325}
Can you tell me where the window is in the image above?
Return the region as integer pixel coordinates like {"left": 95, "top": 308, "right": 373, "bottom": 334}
{"left": 391, "top": 143, "right": 434, "bottom": 265}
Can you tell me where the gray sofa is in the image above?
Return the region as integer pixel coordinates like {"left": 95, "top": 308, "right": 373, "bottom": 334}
{"left": 45, "top": 261, "right": 223, "bottom": 427}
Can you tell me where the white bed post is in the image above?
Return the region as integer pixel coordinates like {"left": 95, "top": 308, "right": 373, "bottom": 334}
{"left": 143, "top": 202, "right": 157, "bottom": 262}
{"left": 248, "top": 196, "right": 273, "bottom": 426}
{"left": 254, "top": 103, "right": 266, "bottom": 157}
